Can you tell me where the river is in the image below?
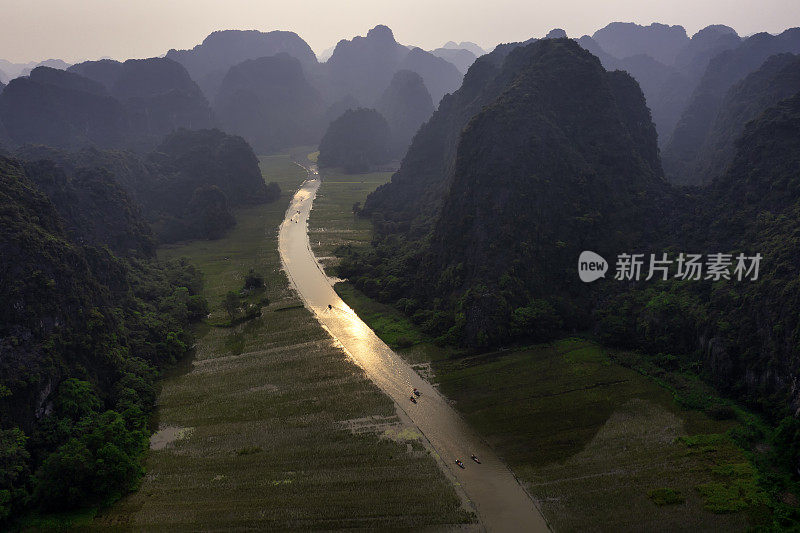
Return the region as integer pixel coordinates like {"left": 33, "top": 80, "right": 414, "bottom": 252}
{"left": 278, "top": 166, "right": 550, "bottom": 532}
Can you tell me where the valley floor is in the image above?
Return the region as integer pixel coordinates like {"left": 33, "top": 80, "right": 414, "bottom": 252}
{"left": 89, "top": 154, "right": 469, "bottom": 529}
{"left": 309, "top": 167, "right": 772, "bottom": 532}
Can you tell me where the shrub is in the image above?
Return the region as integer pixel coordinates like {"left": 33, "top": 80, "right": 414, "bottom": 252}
{"left": 223, "top": 291, "right": 240, "bottom": 319}
{"left": 244, "top": 268, "right": 265, "bottom": 290}
{"left": 648, "top": 487, "right": 685, "bottom": 506}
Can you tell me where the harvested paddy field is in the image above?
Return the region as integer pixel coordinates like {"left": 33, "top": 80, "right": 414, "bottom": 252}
{"left": 91, "top": 155, "right": 469, "bottom": 530}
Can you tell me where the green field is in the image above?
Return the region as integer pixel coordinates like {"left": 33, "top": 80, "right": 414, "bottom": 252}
{"left": 308, "top": 166, "right": 769, "bottom": 531}
{"left": 433, "top": 340, "right": 762, "bottom": 531}
{"left": 91, "top": 155, "right": 469, "bottom": 529}
{"left": 307, "top": 169, "right": 393, "bottom": 272}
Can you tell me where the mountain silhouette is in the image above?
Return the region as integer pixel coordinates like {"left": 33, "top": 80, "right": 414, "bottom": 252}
{"left": 663, "top": 28, "right": 800, "bottom": 184}
{"left": 322, "top": 25, "right": 462, "bottom": 106}
{"left": 166, "top": 29, "right": 318, "bottom": 99}
{"left": 214, "top": 54, "right": 326, "bottom": 154}
{"left": 376, "top": 70, "right": 435, "bottom": 158}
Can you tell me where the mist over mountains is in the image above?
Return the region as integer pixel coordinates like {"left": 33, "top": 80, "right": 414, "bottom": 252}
{"left": 12, "top": 20, "right": 794, "bottom": 179}
{"left": 165, "top": 30, "right": 318, "bottom": 100}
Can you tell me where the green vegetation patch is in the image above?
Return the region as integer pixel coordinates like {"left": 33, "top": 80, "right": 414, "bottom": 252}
{"left": 649, "top": 488, "right": 685, "bottom": 506}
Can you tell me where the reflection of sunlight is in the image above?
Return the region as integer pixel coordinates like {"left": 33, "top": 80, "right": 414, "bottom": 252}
{"left": 337, "top": 303, "right": 382, "bottom": 370}
{"left": 343, "top": 306, "right": 370, "bottom": 339}
{"left": 285, "top": 176, "right": 391, "bottom": 383}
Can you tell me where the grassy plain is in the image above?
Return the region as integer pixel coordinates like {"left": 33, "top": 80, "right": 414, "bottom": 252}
{"left": 309, "top": 166, "right": 768, "bottom": 531}
{"left": 90, "top": 155, "right": 468, "bottom": 529}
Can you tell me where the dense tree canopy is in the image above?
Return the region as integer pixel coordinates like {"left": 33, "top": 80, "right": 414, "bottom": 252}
{"left": 0, "top": 156, "right": 207, "bottom": 521}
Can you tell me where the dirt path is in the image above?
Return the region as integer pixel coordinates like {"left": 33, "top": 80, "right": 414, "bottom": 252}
{"left": 278, "top": 169, "right": 550, "bottom": 532}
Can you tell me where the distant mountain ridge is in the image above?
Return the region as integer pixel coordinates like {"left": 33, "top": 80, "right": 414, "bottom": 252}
{"left": 376, "top": 70, "right": 434, "bottom": 158}
{"left": 663, "top": 27, "right": 800, "bottom": 184}
{"left": 442, "top": 41, "right": 486, "bottom": 57}
{"left": 0, "top": 60, "right": 214, "bottom": 151}
{"left": 695, "top": 53, "right": 800, "bottom": 183}
{"left": 577, "top": 23, "right": 743, "bottom": 145}
{"left": 321, "top": 25, "right": 463, "bottom": 106}
{"left": 592, "top": 22, "right": 688, "bottom": 65}
{"left": 430, "top": 47, "right": 478, "bottom": 73}
{"left": 0, "top": 58, "right": 71, "bottom": 81}
{"left": 166, "top": 29, "right": 317, "bottom": 99}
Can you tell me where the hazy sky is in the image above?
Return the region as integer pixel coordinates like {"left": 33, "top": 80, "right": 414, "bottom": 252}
{"left": 1, "top": 0, "right": 799, "bottom": 63}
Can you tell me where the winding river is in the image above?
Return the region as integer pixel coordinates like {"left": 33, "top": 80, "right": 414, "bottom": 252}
{"left": 278, "top": 166, "right": 549, "bottom": 532}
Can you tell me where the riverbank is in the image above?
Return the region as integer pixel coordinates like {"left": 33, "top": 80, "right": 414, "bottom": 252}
{"left": 89, "top": 154, "right": 469, "bottom": 529}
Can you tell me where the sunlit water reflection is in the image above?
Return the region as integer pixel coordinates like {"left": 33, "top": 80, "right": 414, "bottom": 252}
{"left": 278, "top": 167, "right": 549, "bottom": 532}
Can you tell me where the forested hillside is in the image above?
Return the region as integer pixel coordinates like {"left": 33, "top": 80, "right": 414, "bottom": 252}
{"left": 0, "top": 61, "right": 214, "bottom": 151}
{"left": 356, "top": 38, "right": 668, "bottom": 345}
{"left": 0, "top": 157, "right": 207, "bottom": 521}
{"left": 339, "top": 37, "right": 800, "bottom": 498}
{"left": 663, "top": 28, "right": 800, "bottom": 184}
{"left": 15, "top": 129, "right": 275, "bottom": 243}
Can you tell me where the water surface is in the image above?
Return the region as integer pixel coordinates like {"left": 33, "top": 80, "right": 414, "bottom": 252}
{"left": 278, "top": 168, "right": 550, "bottom": 532}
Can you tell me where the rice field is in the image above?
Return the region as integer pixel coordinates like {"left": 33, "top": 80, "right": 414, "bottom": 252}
{"left": 90, "top": 154, "right": 470, "bottom": 530}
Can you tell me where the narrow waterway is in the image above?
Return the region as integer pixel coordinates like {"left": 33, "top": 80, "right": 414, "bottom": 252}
{"left": 278, "top": 167, "right": 550, "bottom": 532}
